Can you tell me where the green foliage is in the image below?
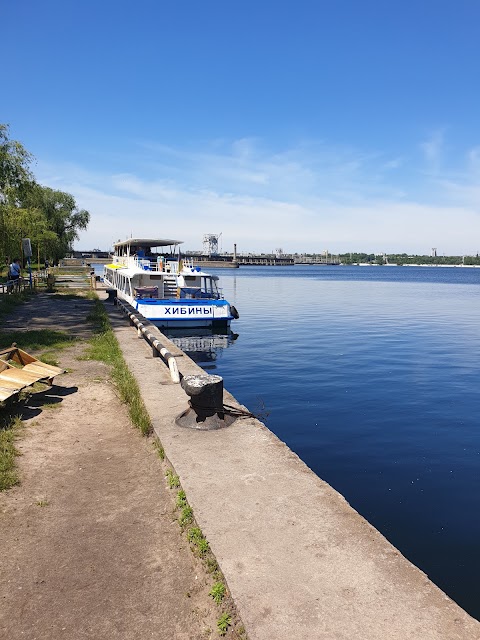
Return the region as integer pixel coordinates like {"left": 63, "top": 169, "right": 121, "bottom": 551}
{"left": 165, "top": 468, "right": 180, "bottom": 488}
{"left": 0, "top": 124, "right": 90, "bottom": 270}
{"left": 0, "top": 329, "right": 76, "bottom": 351}
{"left": 0, "top": 415, "right": 22, "bottom": 491}
{"left": 187, "top": 526, "right": 203, "bottom": 543}
{"left": 38, "top": 353, "right": 60, "bottom": 366}
{"left": 0, "top": 124, "right": 34, "bottom": 196}
{"left": 339, "top": 251, "right": 480, "bottom": 266}
{"left": 41, "top": 401, "right": 61, "bottom": 410}
{"left": 216, "top": 613, "right": 232, "bottom": 636}
{"left": 84, "top": 299, "right": 152, "bottom": 435}
{"left": 209, "top": 582, "right": 226, "bottom": 604}
{"left": 21, "top": 184, "right": 90, "bottom": 263}
{"left": 176, "top": 489, "right": 187, "bottom": 508}
{"left": 187, "top": 526, "right": 210, "bottom": 556}
{"left": 0, "top": 289, "right": 36, "bottom": 320}
{"left": 153, "top": 439, "right": 165, "bottom": 460}
{"left": 205, "top": 557, "right": 219, "bottom": 574}
{"left": 196, "top": 537, "right": 210, "bottom": 556}
{"left": 179, "top": 505, "right": 193, "bottom": 528}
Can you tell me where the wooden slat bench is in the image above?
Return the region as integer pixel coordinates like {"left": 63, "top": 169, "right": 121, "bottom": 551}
{"left": 0, "top": 345, "right": 66, "bottom": 404}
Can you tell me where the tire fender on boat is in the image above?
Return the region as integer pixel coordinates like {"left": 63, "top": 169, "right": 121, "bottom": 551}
{"left": 231, "top": 305, "right": 239, "bottom": 319}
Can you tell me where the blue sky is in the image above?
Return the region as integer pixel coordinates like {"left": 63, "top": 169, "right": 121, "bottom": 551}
{"left": 3, "top": 1, "right": 480, "bottom": 254}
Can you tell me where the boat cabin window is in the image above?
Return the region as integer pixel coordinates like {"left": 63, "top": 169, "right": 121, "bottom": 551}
{"left": 202, "top": 277, "right": 214, "bottom": 294}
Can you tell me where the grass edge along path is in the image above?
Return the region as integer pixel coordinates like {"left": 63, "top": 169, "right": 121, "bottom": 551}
{"left": 84, "top": 298, "right": 151, "bottom": 436}
{"left": 161, "top": 455, "right": 248, "bottom": 640}
{"left": 86, "top": 298, "right": 247, "bottom": 637}
{"left": 0, "top": 315, "right": 79, "bottom": 492}
{"left": 0, "top": 416, "right": 22, "bottom": 491}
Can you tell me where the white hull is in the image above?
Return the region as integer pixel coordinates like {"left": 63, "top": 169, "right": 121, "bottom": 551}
{"left": 103, "top": 237, "right": 237, "bottom": 329}
{"left": 110, "top": 289, "right": 233, "bottom": 328}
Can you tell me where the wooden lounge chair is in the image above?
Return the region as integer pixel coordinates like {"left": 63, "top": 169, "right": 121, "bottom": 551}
{"left": 0, "top": 345, "right": 66, "bottom": 404}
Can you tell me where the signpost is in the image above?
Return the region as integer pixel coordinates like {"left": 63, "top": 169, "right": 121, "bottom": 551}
{"left": 22, "top": 238, "right": 33, "bottom": 289}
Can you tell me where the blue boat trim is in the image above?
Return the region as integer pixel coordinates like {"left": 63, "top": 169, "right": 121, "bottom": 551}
{"left": 103, "top": 238, "right": 237, "bottom": 328}
{"left": 135, "top": 298, "right": 230, "bottom": 306}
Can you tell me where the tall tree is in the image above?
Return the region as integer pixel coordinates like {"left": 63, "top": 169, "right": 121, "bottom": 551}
{"left": 0, "top": 124, "right": 37, "bottom": 263}
{"left": 0, "top": 124, "right": 34, "bottom": 200}
{"left": 22, "top": 185, "right": 90, "bottom": 262}
{"left": 0, "top": 124, "right": 90, "bottom": 268}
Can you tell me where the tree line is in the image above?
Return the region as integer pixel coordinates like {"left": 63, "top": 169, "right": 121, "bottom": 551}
{"left": 337, "top": 253, "right": 480, "bottom": 265}
{"left": 0, "top": 124, "right": 90, "bottom": 270}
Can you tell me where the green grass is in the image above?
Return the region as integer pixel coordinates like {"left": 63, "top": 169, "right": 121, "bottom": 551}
{"left": 209, "top": 582, "right": 226, "bottom": 604}
{"left": 179, "top": 505, "right": 194, "bottom": 528}
{"left": 217, "top": 613, "right": 232, "bottom": 636}
{"left": 176, "top": 489, "right": 187, "bottom": 508}
{"left": 165, "top": 467, "right": 180, "bottom": 488}
{"left": 37, "top": 352, "right": 60, "bottom": 367}
{"left": 0, "top": 329, "right": 76, "bottom": 371}
{"left": 0, "top": 329, "right": 77, "bottom": 352}
{"left": 0, "top": 289, "right": 36, "bottom": 320}
{"left": 205, "top": 557, "right": 219, "bottom": 574}
{"left": 187, "top": 526, "right": 210, "bottom": 557}
{"left": 153, "top": 439, "right": 165, "bottom": 460}
{"left": 83, "top": 299, "right": 152, "bottom": 435}
{"left": 163, "top": 465, "right": 242, "bottom": 636}
{"left": 0, "top": 416, "right": 22, "bottom": 491}
{"left": 41, "top": 402, "right": 61, "bottom": 410}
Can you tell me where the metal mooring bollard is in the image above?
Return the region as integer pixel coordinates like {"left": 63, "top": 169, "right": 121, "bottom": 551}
{"left": 175, "top": 374, "right": 237, "bottom": 430}
{"left": 106, "top": 288, "right": 117, "bottom": 303}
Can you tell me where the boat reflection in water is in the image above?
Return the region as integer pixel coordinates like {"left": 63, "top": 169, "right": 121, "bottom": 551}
{"left": 161, "top": 327, "right": 239, "bottom": 370}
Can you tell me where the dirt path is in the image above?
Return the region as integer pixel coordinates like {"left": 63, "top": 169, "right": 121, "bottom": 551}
{"left": 0, "top": 294, "right": 223, "bottom": 639}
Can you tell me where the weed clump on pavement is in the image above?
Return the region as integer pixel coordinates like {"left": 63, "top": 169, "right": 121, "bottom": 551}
{"left": 153, "top": 439, "right": 165, "bottom": 460}
{"left": 165, "top": 477, "right": 245, "bottom": 638}
{"left": 217, "top": 612, "right": 232, "bottom": 636}
{"left": 209, "top": 581, "right": 226, "bottom": 604}
{"left": 165, "top": 468, "right": 180, "bottom": 488}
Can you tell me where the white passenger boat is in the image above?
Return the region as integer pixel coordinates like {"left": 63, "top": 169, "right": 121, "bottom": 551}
{"left": 103, "top": 238, "right": 238, "bottom": 328}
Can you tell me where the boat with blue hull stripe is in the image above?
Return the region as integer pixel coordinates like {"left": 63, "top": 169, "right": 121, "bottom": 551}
{"left": 103, "top": 238, "right": 238, "bottom": 329}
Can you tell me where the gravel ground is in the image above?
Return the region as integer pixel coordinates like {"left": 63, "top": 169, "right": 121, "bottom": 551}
{"left": 0, "top": 293, "right": 227, "bottom": 640}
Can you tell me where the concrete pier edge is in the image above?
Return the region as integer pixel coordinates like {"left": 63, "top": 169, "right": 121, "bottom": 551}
{"left": 102, "top": 293, "right": 480, "bottom": 640}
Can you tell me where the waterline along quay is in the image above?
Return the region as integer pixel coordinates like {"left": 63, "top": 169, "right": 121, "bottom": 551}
{"left": 102, "top": 287, "right": 480, "bottom": 639}
{"left": 1, "top": 276, "right": 479, "bottom": 639}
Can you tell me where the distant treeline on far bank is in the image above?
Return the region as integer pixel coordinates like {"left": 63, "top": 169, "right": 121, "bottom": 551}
{"left": 337, "top": 253, "right": 480, "bottom": 266}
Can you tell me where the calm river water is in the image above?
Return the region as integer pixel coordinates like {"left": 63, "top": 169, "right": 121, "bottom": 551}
{"left": 167, "top": 265, "right": 480, "bottom": 620}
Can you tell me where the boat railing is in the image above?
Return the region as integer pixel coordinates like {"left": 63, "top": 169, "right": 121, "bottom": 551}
{"left": 115, "top": 255, "right": 210, "bottom": 276}
{"left": 128, "top": 257, "right": 191, "bottom": 273}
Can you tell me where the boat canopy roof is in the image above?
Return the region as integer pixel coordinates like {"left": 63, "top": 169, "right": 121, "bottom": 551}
{"left": 114, "top": 238, "right": 183, "bottom": 249}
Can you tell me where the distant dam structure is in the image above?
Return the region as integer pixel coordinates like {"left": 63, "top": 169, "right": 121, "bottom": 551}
{"left": 70, "top": 248, "right": 340, "bottom": 268}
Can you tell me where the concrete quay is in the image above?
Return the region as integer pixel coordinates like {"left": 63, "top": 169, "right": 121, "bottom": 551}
{"left": 103, "top": 295, "right": 480, "bottom": 640}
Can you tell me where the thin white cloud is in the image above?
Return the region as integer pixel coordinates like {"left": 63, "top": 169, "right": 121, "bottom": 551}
{"left": 467, "top": 147, "right": 480, "bottom": 173}
{"left": 36, "top": 136, "right": 480, "bottom": 255}
{"left": 383, "top": 158, "right": 403, "bottom": 170}
{"left": 420, "top": 129, "right": 445, "bottom": 173}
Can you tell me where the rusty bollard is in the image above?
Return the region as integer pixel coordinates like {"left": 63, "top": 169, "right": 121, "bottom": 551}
{"left": 175, "top": 374, "right": 237, "bottom": 430}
